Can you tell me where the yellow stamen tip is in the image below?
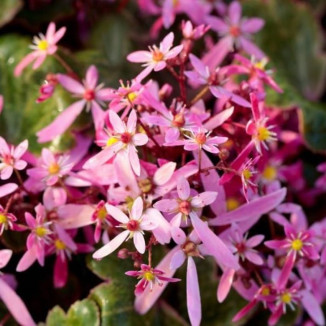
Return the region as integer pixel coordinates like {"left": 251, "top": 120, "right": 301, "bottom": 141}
{"left": 37, "top": 40, "right": 49, "bottom": 51}
{"left": 291, "top": 239, "right": 303, "bottom": 251}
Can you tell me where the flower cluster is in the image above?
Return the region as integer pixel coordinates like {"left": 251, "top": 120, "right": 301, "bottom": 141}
{"left": 0, "top": 1, "right": 325, "bottom": 325}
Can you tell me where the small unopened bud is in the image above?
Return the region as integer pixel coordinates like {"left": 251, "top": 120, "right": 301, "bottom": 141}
{"left": 117, "top": 248, "right": 129, "bottom": 259}
{"left": 219, "top": 148, "right": 230, "bottom": 161}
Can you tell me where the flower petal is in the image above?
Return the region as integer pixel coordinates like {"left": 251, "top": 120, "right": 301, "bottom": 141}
{"left": 187, "top": 257, "right": 201, "bottom": 326}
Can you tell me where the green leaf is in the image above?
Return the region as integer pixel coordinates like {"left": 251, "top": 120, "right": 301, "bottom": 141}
{"left": 0, "top": 0, "right": 23, "bottom": 27}
{"left": 66, "top": 300, "right": 100, "bottom": 326}
{"left": 46, "top": 306, "right": 67, "bottom": 326}
{"left": 0, "top": 34, "right": 74, "bottom": 153}
{"left": 45, "top": 300, "right": 100, "bottom": 326}
{"left": 243, "top": 0, "right": 326, "bottom": 101}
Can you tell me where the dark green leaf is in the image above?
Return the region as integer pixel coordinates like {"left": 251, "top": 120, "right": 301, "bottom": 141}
{"left": 46, "top": 306, "right": 67, "bottom": 326}
{"left": 243, "top": 0, "right": 326, "bottom": 101}
{"left": 0, "top": 0, "right": 23, "bottom": 27}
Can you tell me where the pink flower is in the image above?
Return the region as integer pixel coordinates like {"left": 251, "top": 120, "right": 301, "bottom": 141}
{"left": 185, "top": 54, "right": 251, "bottom": 108}
{"left": 239, "top": 156, "right": 260, "bottom": 202}
{"left": 0, "top": 205, "right": 17, "bottom": 235}
{"left": 0, "top": 137, "right": 28, "bottom": 180}
{"left": 83, "top": 110, "right": 148, "bottom": 176}
{"left": 181, "top": 21, "right": 210, "bottom": 40}
{"left": 92, "top": 200, "right": 112, "bottom": 243}
{"left": 166, "top": 127, "right": 228, "bottom": 154}
{"left": 27, "top": 148, "right": 73, "bottom": 186}
{"left": 92, "top": 197, "right": 157, "bottom": 259}
{"left": 227, "top": 227, "right": 264, "bottom": 265}
{"left": 203, "top": 1, "right": 265, "bottom": 68}
{"left": 246, "top": 93, "right": 277, "bottom": 154}
{"left": 265, "top": 225, "right": 319, "bottom": 289}
{"left": 154, "top": 176, "right": 217, "bottom": 227}
{"left": 170, "top": 227, "right": 204, "bottom": 326}
{"left": 14, "top": 22, "right": 66, "bottom": 77}
{"left": 37, "top": 65, "right": 112, "bottom": 142}
{"left": 127, "top": 32, "right": 183, "bottom": 81}
{"left": 224, "top": 54, "right": 282, "bottom": 94}
{"left": 125, "top": 263, "right": 180, "bottom": 295}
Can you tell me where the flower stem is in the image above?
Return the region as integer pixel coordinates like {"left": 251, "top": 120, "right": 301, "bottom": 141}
{"left": 53, "top": 53, "right": 74, "bottom": 74}
{"left": 190, "top": 86, "right": 209, "bottom": 106}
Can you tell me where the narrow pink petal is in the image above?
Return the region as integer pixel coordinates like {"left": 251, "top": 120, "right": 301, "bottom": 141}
{"left": 170, "top": 249, "right": 186, "bottom": 269}
{"left": 1, "top": 166, "right": 13, "bottom": 180}
{"left": 241, "top": 18, "right": 265, "bottom": 34}
{"left": 85, "top": 65, "right": 98, "bottom": 90}
{"left": 32, "top": 54, "right": 46, "bottom": 70}
{"left": 264, "top": 239, "right": 288, "bottom": 250}
{"left": 239, "top": 37, "right": 265, "bottom": 60}
{"left": 134, "top": 232, "right": 146, "bottom": 254}
{"left": 109, "top": 110, "right": 126, "bottom": 134}
{"left": 37, "top": 100, "right": 85, "bottom": 142}
{"left": 160, "top": 32, "right": 174, "bottom": 52}
{"left": 268, "top": 305, "right": 283, "bottom": 326}
{"left": 0, "top": 278, "right": 36, "bottom": 326}
{"left": 57, "top": 74, "right": 84, "bottom": 94}
{"left": 133, "top": 133, "right": 148, "bottom": 146}
{"left": 205, "top": 16, "right": 228, "bottom": 33}
{"left": 204, "top": 107, "right": 234, "bottom": 130}
{"left": 145, "top": 208, "right": 171, "bottom": 244}
{"left": 301, "top": 289, "right": 325, "bottom": 326}
{"left": 83, "top": 142, "right": 123, "bottom": 169}
{"left": 45, "top": 22, "right": 56, "bottom": 39}
{"left": 41, "top": 148, "right": 55, "bottom": 165}
{"left": 16, "top": 247, "right": 37, "bottom": 272}
{"left": 131, "top": 197, "right": 143, "bottom": 220}
{"left": 127, "top": 110, "right": 137, "bottom": 133}
{"left": 93, "top": 230, "right": 129, "bottom": 259}
{"left": 190, "top": 213, "right": 239, "bottom": 270}
{"left": 153, "top": 199, "right": 178, "bottom": 213}
{"left": 0, "top": 183, "right": 18, "bottom": 198}
{"left": 128, "top": 146, "right": 141, "bottom": 176}
{"left": 232, "top": 299, "right": 257, "bottom": 322}
{"left": 171, "top": 226, "right": 186, "bottom": 245}
{"left": 189, "top": 54, "right": 209, "bottom": 78}
{"left": 54, "top": 255, "right": 67, "bottom": 288}
{"left": 187, "top": 257, "right": 201, "bottom": 326}
{"left": 177, "top": 177, "right": 190, "bottom": 200}
{"left": 0, "top": 249, "right": 12, "bottom": 269}
{"left": 14, "top": 52, "right": 38, "bottom": 77}
{"left": 191, "top": 191, "right": 217, "bottom": 208}
{"left": 52, "top": 26, "right": 66, "bottom": 43}
{"left": 229, "top": 1, "right": 242, "bottom": 25}
{"left": 202, "top": 36, "right": 233, "bottom": 69}
{"left": 217, "top": 268, "right": 235, "bottom": 302}
{"left": 105, "top": 204, "right": 129, "bottom": 223}
{"left": 277, "top": 250, "right": 296, "bottom": 289}
{"left": 13, "top": 139, "right": 28, "bottom": 159}
{"left": 210, "top": 86, "right": 251, "bottom": 108}
{"left": 246, "top": 235, "right": 264, "bottom": 247}
{"left": 135, "top": 247, "right": 179, "bottom": 314}
{"left": 153, "top": 162, "right": 176, "bottom": 186}
{"left": 245, "top": 251, "right": 263, "bottom": 265}
{"left": 57, "top": 205, "right": 94, "bottom": 229}
{"left": 91, "top": 101, "right": 105, "bottom": 130}
{"left": 211, "top": 188, "right": 287, "bottom": 226}
{"left": 127, "top": 51, "right": 152, "bottom": 63}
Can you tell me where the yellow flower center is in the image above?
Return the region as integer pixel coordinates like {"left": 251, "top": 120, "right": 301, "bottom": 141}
{"left": 262, "top": 165, "right": 277, "bottom": 181}
{"left": 97, "top": 207, "right": 107, "bottom": 220}
{"left": 257, "top": 127, "right": 271, "bottom": 142}
{"left": 254, "top": 58, "right": 268, "bottom": 70}
{"left": 55, "top": 239, "right": 66, "bottom": 250}
{"left": 261, "top": 287, "right": 270, "bottom": 296}
{"left": 127, "top": 92, "right": 137, "bottom": 103}
{"left": 35, "top": 226, "right": 48, "bottom": 237}
{"left": 0, "top": 214, "right": 7, "bottom": 224}
{"left": 38, "top": 40, "right": 49, "bottom": 51}
{"left": 281, "top": 292, "right": 292, "bottom": 304}
{"left": 106, "top": 137, "right": 119, "bottom": 147}
{"left": 48, "top": 162, "right": 60, "bottom": 175}
{"left": 226, "top": 198, "right": 240, "bottom": 211}
{"left": 138, "top": 178, "right": 152, "bottom": 194}
{"left": 143, "top": 271, "right": 155, "bottom": 281}
{"left": 291, "top": 239, "right": 303, "bottom": 251}
{"left": 152, "top": 50, "right": 164, "bottom": 62}
{"left": 243, "top": 169, "right": 252, "bottom": 180}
